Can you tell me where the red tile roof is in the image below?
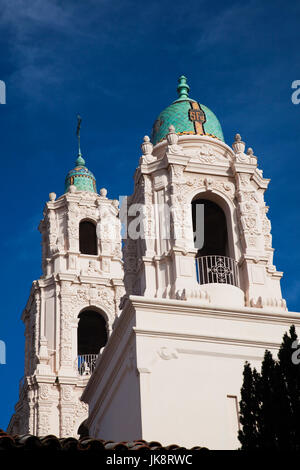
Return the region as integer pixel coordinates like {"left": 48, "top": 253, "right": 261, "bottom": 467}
{"left": 0, "top": 430, "right": 208, "bottom": 452}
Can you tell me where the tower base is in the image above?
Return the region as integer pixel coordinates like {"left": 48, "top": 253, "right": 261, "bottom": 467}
{"left": 82, "top": 295, "right": 300, "bottom": 450}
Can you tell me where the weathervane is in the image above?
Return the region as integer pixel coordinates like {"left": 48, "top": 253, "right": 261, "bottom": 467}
{"left": 76, "top": 114, "right": 82, "bottom": 156}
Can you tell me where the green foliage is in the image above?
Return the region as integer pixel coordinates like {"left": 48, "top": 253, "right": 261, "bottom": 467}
{"left": 238, "top": 325, "right": 300, "bottom": 450}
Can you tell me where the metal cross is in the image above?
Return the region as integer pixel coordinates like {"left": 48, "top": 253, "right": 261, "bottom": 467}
{"left": 76, "top": 114, "right": 82, "bottom": 155}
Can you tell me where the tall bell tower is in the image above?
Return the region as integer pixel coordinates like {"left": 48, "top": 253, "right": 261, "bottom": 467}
{"left": 82, "top": 77, "right": 299, "bottom": 449}
{"left": 8, "top": 126, "right": 124, "bottom": 437}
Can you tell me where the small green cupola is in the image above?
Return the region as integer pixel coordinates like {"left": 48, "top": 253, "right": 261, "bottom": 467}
{"left": 64, "top": 115, "right": 97, "bottom": 193}
{"left": 64, "top": 153, "right": 97, "bottom": 193}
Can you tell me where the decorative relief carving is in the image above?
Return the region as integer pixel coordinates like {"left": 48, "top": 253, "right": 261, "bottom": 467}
{"left": 241, "top": 216, "right": 261, "bottom": 236}
{"left": 170, "top": 164, "right": 185, "bottom": 181}
{"left": 61, "top": 414, "right": 75, "bottom": 437}
{"left": 61, "top": 385, "right": 73, "bottom": 402}
{"left": 196, "top": 154, "right": 217, "bottom": 164}
{"left": 79, "top": 191, "right": 98, "bottom": 202}
{"left": 157, "top": 347, "right": 178, "bottom": 360}
{"left": 196, "top": 143, "right": 214, "bottom": 156}
{"left": 38, "top": 412, "right": 50, "bottom": 435}
{"left": 74, "top": 400, "right": 88, "bottom": 418}
{"left": 189, "top": 143, "right": 229, "bottom": 164}
{"left": 61, "top": 345, "right": 72, "bottom": 362}
{"left": 184, "top": 175, "right": 235, "bottom": 201}
{"left": 96, "top": 287, "right": 114, "bottom": 313}
{"left": 235, "top": 172, "right": 266, "bottom": 250}
{"left": 80, "top": 260, "right": 101, "bottom": 276}
{"left": 39, "top": 384, "right": 50, "bottom": 400}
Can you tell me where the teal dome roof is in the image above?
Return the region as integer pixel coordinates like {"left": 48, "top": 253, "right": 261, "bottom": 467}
{"left": 65, "top": 154, "right": 97, "bottom": 193}
{"left": 151, "top": 76, "right": 224, "bottom": 145}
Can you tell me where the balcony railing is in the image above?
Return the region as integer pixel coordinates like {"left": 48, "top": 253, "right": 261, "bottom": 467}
{"left": 196, "top": 255, "right": 240, "bottom": 288}
{"left": 78, "top": 354, "right": 98, "bottom": 376}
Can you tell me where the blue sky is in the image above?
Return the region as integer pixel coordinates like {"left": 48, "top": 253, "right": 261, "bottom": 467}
{"left": 1, "top": 0, "right": 300, "bottom": 429}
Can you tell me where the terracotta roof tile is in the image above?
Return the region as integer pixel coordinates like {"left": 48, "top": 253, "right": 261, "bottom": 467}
{"left": 0, "top": 430, "right": 209, "bottom": 452}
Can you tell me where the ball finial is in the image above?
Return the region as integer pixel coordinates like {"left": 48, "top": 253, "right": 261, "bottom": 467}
{"left": 76, "top": 154, "right": 86, "bottom": 167}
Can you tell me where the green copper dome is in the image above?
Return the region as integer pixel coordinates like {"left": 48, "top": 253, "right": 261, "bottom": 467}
{"left": 65, "top": 154, "right": 97, "bottom": 193}
{"left": 151, "top": 76, "right": 224, "bottom": 145}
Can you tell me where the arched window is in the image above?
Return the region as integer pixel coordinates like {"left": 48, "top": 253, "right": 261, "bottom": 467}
{"left": 77, "top": 310, "right": 107, "bottom": 355}
{"left": 79, "top": 220, "right": 98, "bottom": 255}
{"left": 77, "top": 309, "right": 108, "bottom": 375}
{"left": 192, "top": 198, "right": 228, "bottom": 257}
{"left": 192, "top": 197, "right": 239, "bottom": 286}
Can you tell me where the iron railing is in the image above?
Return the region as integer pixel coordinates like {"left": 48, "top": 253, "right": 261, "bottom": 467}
{"left": 78, "top": 354, "right": 98, "bottom": 376}
{"left": 196, "top": 255, "right": 240, "bottom": 287}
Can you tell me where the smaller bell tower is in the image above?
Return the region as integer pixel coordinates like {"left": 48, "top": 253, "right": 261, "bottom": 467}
{"left": 8, "top": 120, "right": 124, "bottom": 437}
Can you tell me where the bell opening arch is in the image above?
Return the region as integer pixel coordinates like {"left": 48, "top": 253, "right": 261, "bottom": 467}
{"left": 191, "top": 190, "right": 241, "bottom": 289}
{"left": 192, "top": 198, "right": 228, "bottom": 258}
{"left": 79, "top": 219, "right": 98, "bottom": 255}
{"left": 190, "top": 189, "right": 240, "bottom": 261}
{"left": 77, "top": 307, "right": 108, "bottom": 375}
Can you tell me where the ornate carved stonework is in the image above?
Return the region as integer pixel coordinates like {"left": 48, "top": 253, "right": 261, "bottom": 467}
{"left": 9, "top": 187, "right": 124, "bottom": 438}
{"left": 38, "top": 412, "right": 51, "bottom": 436}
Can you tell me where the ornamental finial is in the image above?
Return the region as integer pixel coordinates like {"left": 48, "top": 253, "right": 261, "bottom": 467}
{"left": 75, "top": 115, "right": 85, "bottom": 166}
{"left": 232, "top": 133, "right": 245, "bottom": 154}
{"left": 177, "top": 75, "right": 190, "bottom": 100}
{"left": 141, "top": 135, "right": 153, "bottom": 156}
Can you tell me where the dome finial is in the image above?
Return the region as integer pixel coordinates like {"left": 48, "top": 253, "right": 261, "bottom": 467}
{"left": 76, "top": 114, "right": 86, "bottom": 166}
{"left": 177, "top": 75, "right": 190, "bottom": 100}
{"left": 64, "top": 115, "right": 96, "bottom": 193}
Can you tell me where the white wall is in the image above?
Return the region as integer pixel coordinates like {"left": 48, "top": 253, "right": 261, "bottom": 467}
{"left": 84, "top": 296, "right": 300, "bottom": 449}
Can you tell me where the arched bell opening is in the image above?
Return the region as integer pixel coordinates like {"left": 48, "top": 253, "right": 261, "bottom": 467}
{"left": 77, "top": 309, "right": 108, "bottom": 375}
{"left": 191, "top": 196, "right": 239, "bottom": 287}
{"left": 79, "top": 220, "right": 98, "bottom": 255}
{"left": 192, "top": 198, "right": 228, "bottom": 258}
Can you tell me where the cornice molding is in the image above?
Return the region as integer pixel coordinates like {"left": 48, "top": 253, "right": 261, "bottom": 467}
{"left": 128, "top": 295, "right": 300, "bottom": 324}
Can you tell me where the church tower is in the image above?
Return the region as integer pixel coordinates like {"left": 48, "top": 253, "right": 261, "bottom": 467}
{"left": 82, "top": 77, "right": 300, "bottom": 449}
{"left": 8, "top": 124, "right": 124, "bottom": 437}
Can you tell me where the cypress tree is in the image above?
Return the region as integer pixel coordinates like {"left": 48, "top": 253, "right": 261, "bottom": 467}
{"left": 238, "top": 325, "right": 300, "bottom": 450}
{"left": 238, "top": 362, "right": 259, "bottom": 450}
{"left": 277, "top": 325, "right": 300, "bottom": 449}
{"left": 256, "top": 350, "right": 278, "bottom": 449}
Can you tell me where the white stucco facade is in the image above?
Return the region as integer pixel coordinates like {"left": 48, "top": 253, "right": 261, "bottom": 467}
{"left": 83, "top": 297, "right": 300, "bottom": 449}
{"left": 8, "top": 77, "right": 300, "bottom": 449}
{"left": 82, "top": 128, "right": 300, "bottom": 449}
